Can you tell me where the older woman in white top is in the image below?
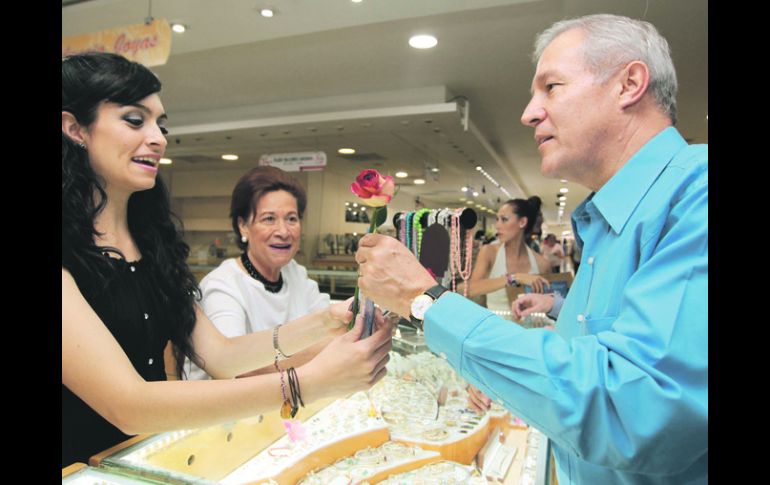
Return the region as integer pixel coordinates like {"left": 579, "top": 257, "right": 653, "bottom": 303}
{"left": 186, "top": 166, "right": 333, "bottom": 380}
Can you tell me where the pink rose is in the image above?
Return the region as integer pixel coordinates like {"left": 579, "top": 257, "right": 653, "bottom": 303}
{"left": 350, "top": 169, "right": 396, "bottom": 207}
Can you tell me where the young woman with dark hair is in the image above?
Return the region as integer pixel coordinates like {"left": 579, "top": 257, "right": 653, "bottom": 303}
{"left": 458, "top": 196, "right": 552, "bottom": 314}
{"left": 62, "top": 52, "right": 392, "bottom": 467}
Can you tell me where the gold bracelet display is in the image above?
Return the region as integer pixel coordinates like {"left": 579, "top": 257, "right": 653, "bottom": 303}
{"left": 272, "top": 324, "right": 292, "bottom": 359}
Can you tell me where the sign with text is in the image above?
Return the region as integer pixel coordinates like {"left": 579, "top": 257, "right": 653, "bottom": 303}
{"left": 62, "top": 19, "right": 172, "bottom": 67}
{"left": 259, "top": 152, "right": 327, "bottom": 172}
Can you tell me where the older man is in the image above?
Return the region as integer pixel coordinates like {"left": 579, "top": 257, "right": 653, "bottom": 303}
{"left": 356, "top": 14, "right": 707, "bottom": 484}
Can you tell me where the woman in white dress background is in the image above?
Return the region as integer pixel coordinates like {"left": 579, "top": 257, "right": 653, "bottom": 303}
{"left": 459, "top": 196, "right": 552, "bottom": 320}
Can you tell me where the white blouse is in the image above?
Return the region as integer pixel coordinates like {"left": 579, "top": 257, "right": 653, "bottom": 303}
{"left": 185, "top": 258, "right": 330, "bottom": 380}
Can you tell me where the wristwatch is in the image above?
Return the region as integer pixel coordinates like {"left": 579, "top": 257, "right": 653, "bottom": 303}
{"left": 409, "top": 284, "right": 450, "bottom": 331}
{"left": 506, "top": 273, "right": 521, "bottom": 287}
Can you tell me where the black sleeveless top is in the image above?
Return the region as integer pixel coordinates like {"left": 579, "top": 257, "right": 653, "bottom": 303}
{"left": 62, "top": 256, "right": 176, "bottom": 467}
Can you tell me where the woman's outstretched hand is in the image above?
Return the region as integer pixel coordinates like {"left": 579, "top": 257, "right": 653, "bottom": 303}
{"left": 302, "top": 307, "right": 394, "bottom": 400}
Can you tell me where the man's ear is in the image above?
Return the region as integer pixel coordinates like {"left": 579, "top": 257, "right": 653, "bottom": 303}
{"left": 617, "top": 60, "right": 651, "bottom": 110}
{"left": 62, "top": 111, "right": 87, "bottom": 145}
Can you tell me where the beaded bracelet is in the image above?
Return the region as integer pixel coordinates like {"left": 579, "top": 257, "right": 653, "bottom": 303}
{"left": 274, "top": 357, "right": 293, "bottom": 419}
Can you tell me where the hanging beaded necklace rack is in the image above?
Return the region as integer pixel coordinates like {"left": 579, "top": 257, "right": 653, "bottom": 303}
{"left": 390, "top": 208, "right": 477, "bottom": 292}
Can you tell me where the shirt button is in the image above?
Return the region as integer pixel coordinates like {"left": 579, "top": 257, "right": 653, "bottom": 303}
{"left": 144, "top": 313, "right": 149, "bottom": 320}
{"left": 587, "top": 257, "right": 595, "bottom": 265}
{"left": 439, "top": 352, "right": 447, "bottom": 359}
{"left": 577, "top": 314, "right": 585, "bottom": 322}
{"left": 148, "top": 358, "right": 154, "bottom": 365}
{"left": 130, "top": 265, "right": 136, "bottom": 272}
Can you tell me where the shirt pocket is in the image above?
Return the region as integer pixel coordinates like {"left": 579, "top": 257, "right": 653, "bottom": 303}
{"left": 583, "top": 315, "right": 617, "bottom": 336}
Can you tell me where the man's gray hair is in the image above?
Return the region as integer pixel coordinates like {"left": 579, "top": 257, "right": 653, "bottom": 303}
{"left": 534, "top": 14, "right": 677, "bottom": 124}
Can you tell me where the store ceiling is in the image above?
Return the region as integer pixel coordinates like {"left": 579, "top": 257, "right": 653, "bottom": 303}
{"left": 62, "top": 0, "right": 708, "bottom": 228}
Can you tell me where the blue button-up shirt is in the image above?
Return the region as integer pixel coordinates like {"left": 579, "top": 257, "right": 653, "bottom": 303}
{"left": 425, "top": 127, "right": 707, "bottom": 484}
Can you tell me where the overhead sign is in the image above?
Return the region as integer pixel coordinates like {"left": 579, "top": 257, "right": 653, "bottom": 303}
{"left": 62, "top": 19, "right": 172, "bottom": 67}
{"left": 259, "top": 152, "right": 327, "bottom": 172}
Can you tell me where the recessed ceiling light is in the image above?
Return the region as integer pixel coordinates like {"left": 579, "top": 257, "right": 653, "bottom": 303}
{"left": 466, "top": 200, "right": 474, "bottom": 205}
{"left": 338, "top": 148, "right": 356, "bottom": 155}
{"left": 409, "top": 34, "right": 438, "bottom": 49}
{"left": 430, "top": 167, "right": 440, "bottom": 173}
{"left": 171, "top": 23, "right": 186, "bottom": 33}
{"left": 558, "top": 195, "right": 566, "bottom": 201}
{"left": 559, "top": 187, "right": 569, "bottom": 193}
{"left": 472, "top": 191, "right": 479, "bottom": 197}
{"left": 461, "top": 186, "right": 468, "bottom": 192}
{"left": 475, "top": 166, "right": 482, "bottom": 171}
{"left": 222, "top": 154, "right": 239, "bottom": 161}
{"left": 352, "top": 203, "right": 358, "bottom": 207}
{"left": 559, "top": 202, "right": 566, "bottom": 206}
{"left": 395, "top": 171, "right": 408, "bottom": 178}
{"left": 159, "top": 158, "right": 172, "bottom": 165}
{"left": 413, "top": 179, "right": 426, "bottom": 185}
{"left": 260, "top": 8, "right": 275, "bottom": 17}
{"left": 351, "top": 0, "right": 363, "bottom": 3}
{"left": 459, "top": 197, "right": 466, "bottom": 201}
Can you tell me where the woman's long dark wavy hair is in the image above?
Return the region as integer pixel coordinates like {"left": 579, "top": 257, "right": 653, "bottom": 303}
{"left": 62, "top": 52, "right": 199, "bottom": 378}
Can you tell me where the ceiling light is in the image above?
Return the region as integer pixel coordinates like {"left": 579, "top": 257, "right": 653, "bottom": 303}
{"left": 409, "top": 34, "right": 438, "bottom": 49}
{"left": 395, "top": 171, "right": 408, "bottom": 178}
{"left": 338, "top": 148, "right": 356, "bottom": 154}
{"left": 466, "top": 200, "right": 474, "bottom": 205}
{"left": 170, "top": 23, "right": 186, "bottom": 33}
{"left": 222, "top": 154, "right": 239, "bottom": 161}
{"left": 475, "top": 166, "right": 482, "bottom": 171}
{"left": 260, "top": 8, "right": 275, "bottom": 17}
{"left": 472, "top": 191, "right": 479, "bottom": 197}
{"left": 345, "top": 202, "right": 350, "bottom": 206}
{"left": 352, "top": 203, "right": 358, "bottom": 207}
{"left": 159, "top": 158, "right": 172, "bottom": 165}
{"left": 459, "top": 197, "right": 466, "bottom": 202}
{"left": 558, "top": 195, "right": 566, "bottom": 201}
{"left": 461, "top": 186, "right": 468, "bottom": 192}
{"left": 559, "top": 202, "right": 566, "bottom": 206}
{"left": 431, "top": 167, "right": 440, "bottom": 173}
{"left": 352, "top": 0, "right": 363, "bottom": 2}
{"left": 559, "top": 187, "right": 569, "bottom": 193}
{"left": 414, "top": 178, "right": 426, "bottom": 185}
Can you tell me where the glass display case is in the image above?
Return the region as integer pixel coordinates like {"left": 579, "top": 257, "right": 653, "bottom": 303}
{"left": 86, "top": 345, "right": 554, "bottom": 484}
{"left": 62, "top": 463, "right": 164, "bottom": 484}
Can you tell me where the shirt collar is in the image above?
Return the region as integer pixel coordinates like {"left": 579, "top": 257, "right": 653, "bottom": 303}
{"left": 590, "top": 127, "right": 688, "bottom": 234}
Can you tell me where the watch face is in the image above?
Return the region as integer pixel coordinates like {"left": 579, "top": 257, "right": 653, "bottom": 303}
{"left": 410, "top": 294, "right": 433, "bottom": 320}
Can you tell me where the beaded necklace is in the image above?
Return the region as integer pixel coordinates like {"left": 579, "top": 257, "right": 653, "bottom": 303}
{"left": 398, "top": 212, "right": 407, "bottom": 246}
{"left": 413, "top": 208, "right": 431, "bottom": 257}
{"left": 405, "top": 211, "right": 414, "bottom": 252}
{"left": 241, "top": 252, "right": 284, "bottom": 293}
{"left": 450, "top": 209, "right": 473, "bottom": 296}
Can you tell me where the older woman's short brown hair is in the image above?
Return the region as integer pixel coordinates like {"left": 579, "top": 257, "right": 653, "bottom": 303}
{"left": 230, "top": 166, "right": 307, "bottom": 250}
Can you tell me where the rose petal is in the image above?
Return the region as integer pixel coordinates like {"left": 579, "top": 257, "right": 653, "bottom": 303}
{"left": 351, "top": 182, "right": 373, "bottom": 199}
{"left": 361, "top": 194, "right": 391, "bottom": 207}
{"left": 379, "top": 176, "right": 396, "bottom": 198}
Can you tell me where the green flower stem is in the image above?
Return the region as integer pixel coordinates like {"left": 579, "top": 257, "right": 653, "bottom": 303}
{"left": 349, "top": 205, "right": 387, "bottom": 329}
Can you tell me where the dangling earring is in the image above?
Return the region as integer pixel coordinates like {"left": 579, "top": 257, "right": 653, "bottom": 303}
{"left": 241, "top": 235, "right": 248, "bottom": 243}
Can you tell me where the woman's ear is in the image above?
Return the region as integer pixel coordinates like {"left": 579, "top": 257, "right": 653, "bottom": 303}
{"left": 62, "top": 111, "right": 86, "bottom": 145}
{"left": 237, "top": 217, "right": 249, "bottom": 240}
